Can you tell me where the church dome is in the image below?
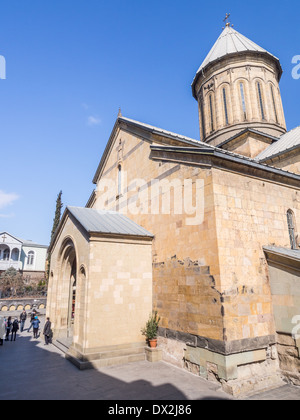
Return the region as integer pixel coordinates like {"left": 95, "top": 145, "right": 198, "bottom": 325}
{"left": 192, "top": 25, "right": 286, "bottom": 146}
{"left": 193, "top": 26, "right": 282, "bottom": 90}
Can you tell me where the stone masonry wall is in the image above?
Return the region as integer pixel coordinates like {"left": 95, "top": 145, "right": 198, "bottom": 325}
{"left": 94, "top": 129, "right": 223, "bottom": 341}
{"left": 212, "top": 167, "right": 300, "bottom": 343}
{"left": 268, "top": 260, "right": 300, "bottom": 386}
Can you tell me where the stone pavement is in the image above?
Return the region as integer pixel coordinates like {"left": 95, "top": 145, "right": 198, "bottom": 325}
{"left": 0, "top": 316, "right": 299, "bottom": 401}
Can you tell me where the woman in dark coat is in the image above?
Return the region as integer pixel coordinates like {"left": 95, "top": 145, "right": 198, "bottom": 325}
{"left": 11, "top": 318, "right": 19, "bottom": 341}
{"left": 43, "top": 318, "right": 52, "bottom": 345}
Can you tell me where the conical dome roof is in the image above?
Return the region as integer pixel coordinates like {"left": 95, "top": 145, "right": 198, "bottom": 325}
{"left": 192, "top": 26, "right": 282, "bottom": 96}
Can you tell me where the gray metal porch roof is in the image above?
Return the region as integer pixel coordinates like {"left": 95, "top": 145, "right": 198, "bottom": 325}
{"left": 67, "top": 206, "right": 153, "bottom": 238}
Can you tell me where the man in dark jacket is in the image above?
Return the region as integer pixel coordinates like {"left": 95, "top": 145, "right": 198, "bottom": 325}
{"left": 20, "top": 310, "right": 27, "bottom": 332}
{"left": 43, "top": 318, "right": 52, "bottom": 345}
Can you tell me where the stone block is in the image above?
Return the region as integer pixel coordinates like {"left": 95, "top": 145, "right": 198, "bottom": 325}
{"left": 145, "top": 347, "right": 163, "bottom": 363}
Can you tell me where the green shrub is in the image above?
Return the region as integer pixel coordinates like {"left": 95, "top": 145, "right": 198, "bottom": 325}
{"left": 141, "top": 311, "right": 161, "bottom": 340}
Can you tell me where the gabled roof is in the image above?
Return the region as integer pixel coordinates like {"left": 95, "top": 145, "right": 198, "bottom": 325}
{"left": 119, "top": 116, "right": 208, "bottom": 147}
{"left": 18, "top": 239, "right": 48, "bottom": 248}
{"left": 0, "top": 232, "right": 23, "bottom": 245}
{"left": 0, "top": 232, "right": 47, "bottom": 248}
{"left": 256, "top": 126, "right": 300, "bottom": 161}
{"left": 67, "top": 207, "right": 153, "bottom": 238}
{"left": 49, "top": 206, "right": 153, "bottom": 253}
{"left": 217, "top": 128, "right": 280, "bottom": 149}
{"left": 92, "top": 115, "right": 213, "bottom": 184}
{"left": 91, "top": 114, "right": 300, "bottom": 189}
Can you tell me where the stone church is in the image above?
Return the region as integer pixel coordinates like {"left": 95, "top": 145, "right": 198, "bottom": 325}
{"left": 47, "top": 23, "right": 300, "bottom": 397}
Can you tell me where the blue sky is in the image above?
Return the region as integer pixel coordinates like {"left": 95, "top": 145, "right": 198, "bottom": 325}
{"left": 1, "top": 0, "right": 300, "bottom": 245}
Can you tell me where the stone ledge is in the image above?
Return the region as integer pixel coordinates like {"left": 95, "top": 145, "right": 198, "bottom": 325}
{"left": 158, "top": 326, "right": 276, "bottom": 356}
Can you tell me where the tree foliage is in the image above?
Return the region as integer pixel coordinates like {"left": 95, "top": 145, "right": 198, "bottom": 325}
{"left": 50, "top": 190, "right": 63, "bottom": 243}
{"left": 0, "top": 268, "right": 47, "bottom": 298}
{"left": 0, "top": 268, "right": 26, "bottom": 298}
{"left": 46, "top": 191, "right": 63, "bottom": 281}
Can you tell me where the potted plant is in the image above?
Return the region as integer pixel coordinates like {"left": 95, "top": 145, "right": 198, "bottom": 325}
{"left": 141, "top": 311, "right": 161, "bottom": 348}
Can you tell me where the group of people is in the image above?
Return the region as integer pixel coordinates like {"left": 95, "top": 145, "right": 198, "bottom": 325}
{"left": 0, "top": 309, "right": 52, "bottom": 346}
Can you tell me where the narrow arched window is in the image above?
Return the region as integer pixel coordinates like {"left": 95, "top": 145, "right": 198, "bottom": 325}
{"left": 240, "top": 83, "right": 247, "bottom": 120}
{"left": 209, "top": 94, "right": 214, "bottom": 132}
{"left": 287, "top": 210, "right": 297, "bottom": 250}
{"left": 257, "top": 82, "right": 265, "bottom": 120}
{"left": 222, "top": 88, "right": 229, "bottom": 125}
{"left": 118, "top": 164, "right": 122, "bottom": 196}
{"left": 270, "top": 85, "right": 278, "bottom": 123}
{"left": 27, "top": 251, "right": 35, "bottom": 265}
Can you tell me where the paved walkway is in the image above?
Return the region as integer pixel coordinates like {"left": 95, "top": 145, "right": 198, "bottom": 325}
{"left": 0, "top": 316, "right": 299, "bottom": 401}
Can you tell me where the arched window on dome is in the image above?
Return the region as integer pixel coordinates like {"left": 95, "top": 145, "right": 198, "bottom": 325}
{"left": 239, "top": 82, "right": 247, "bottom": 120}
{"left": 257, "top": 82, "right": 265, "bottom": 120}
{"left": 270, "top": 84, "right": 278, "bottom": 124}
{"left": 208, "top": 94, "right": 215, "bottom": 133}
{"left": 222, "top": 87, "right": 229, "bottom": 125}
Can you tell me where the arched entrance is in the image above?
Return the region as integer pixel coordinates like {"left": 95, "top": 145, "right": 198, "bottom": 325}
{"left": 59, "top": 238, "right": 77, "bottom": 339}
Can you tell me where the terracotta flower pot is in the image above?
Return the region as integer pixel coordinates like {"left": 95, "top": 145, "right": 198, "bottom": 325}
{"left": 149, "top": 338, "right": 157, "bottom": 348}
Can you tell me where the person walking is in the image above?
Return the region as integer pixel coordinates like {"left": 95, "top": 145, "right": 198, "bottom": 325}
{"left": 11, "top": 318, "right": 19, "bottom": 341}
{"left": 32, "top": 316, "right": 40, "bottom": 339}
{"left": 28, "top": 309, "right": 37, "bottom": 332}
{"left": 43, "top": 317, "right": 52, "bottom": 345}
{"left": 5, "top": 316, "right": 12, "bottom": 342}
{"left": 20, "top": 310, "right": 27, "bottom": 332}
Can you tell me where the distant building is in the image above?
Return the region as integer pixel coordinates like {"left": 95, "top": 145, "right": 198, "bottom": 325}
{"left": 0, "top": 232, "right": 48, "bottom": 281}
